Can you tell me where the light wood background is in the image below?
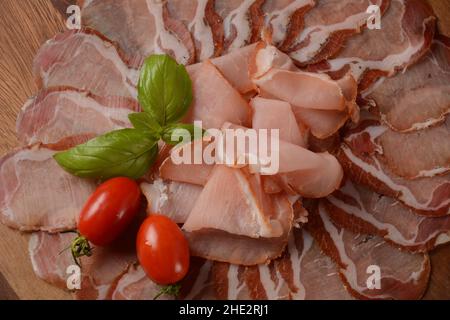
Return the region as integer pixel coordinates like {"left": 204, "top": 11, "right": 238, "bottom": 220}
{"left": 0, "top": 0, "right": 449, "bottom": 300}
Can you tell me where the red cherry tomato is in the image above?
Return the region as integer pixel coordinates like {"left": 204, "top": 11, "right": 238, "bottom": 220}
{"left": 136, "top": 214, "right": 190, "bottom": 285}
{"left": 78, "top": 177, "right": 141, "bottom": 246}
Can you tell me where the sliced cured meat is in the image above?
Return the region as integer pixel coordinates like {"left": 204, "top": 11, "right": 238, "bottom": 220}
{"left": 262, "top": 0, "right": 315, "bottom": 47}
{"left": 180, "top": 258, "right": 216, "bottom": 299}
{"left": 338, "top": 144, "right": 450, "bottom": 216}
{"left": 273, "top": 139, "right": 343, "bottom": 198}
{"left": 365, "top": 38, "right": 450, "bottom": 132}
{"left": 0, "top": 146, "right": 96, "bottom": 232}
{"left": 345, "top": 119, "right": 450, "bottom": 179}
{"left": 315, "top": 0, "right": 436, "bottom": 92}
{"left": 140, "top": 179, "right": 202, "bottom": 223}
{"left": 166, "top": 0, "right": 223, "bottom": 61}
{"left": 216, "top": 0, "right": 265, "bottom": 52}
{"left": 288, "top": 0, "right": 388, "bottom": 66}
{"left": 29, "top": 232, "right": 74, "bottom": 289}
{"left": 325, "top": 180, "right": 450, "bottom": 252}
{"left": 16, "top": 89, "right": 139, "bottom": 146}
{"left": 307, "top": 202, "right": 431, "bottom": 300}
{"left": 183, "top": 165, "right": 283, "bottom": 238}
{"left": 188, "top": 43, "right": 258, "bottom": 94}
{"left": 250, "top": 97, "right": 308, "bottom": 147}
{"left": 254, "top": 68, "right": 347, "bottom": 111}
{"left": 251, "top": 42, "right": 358, "bottom": 138}
{"left": 81, "top": 0, "right": 195, "bottom": 65}
{"left": 186, "top": 194, "right": 293, "bottom": 265}
{"left": 112, "top": 264, "right": 173, "bottom": 300}
{"left": 33, "top": 30, "right": 139, "bottom": 99}
{"left": 186, "top": 60, "right": 251, "bottom": 129}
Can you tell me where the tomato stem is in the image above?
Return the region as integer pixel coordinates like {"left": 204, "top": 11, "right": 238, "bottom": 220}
{"left": 70, "top": 233, "right": 93, "bottom": 267}
{"left": 153, "top": 283, "right": 181, "bottom": 300}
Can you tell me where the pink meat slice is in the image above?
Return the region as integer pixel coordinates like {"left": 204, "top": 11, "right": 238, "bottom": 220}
{"left": 307, "top": 201, "right": 431, "bottom": 300}
{"left": 288, "top": 0, "right": 388, "bottom": 65}
{"left": 80, "top": 0, "right": 195, "bottom": 65}
{"left": 140, "top": 179, "right": 203, "bottom": 223}
{"left": 314, "top": 0, "right": 436, "bottom": 93}
{"left": 33, "top": 30, "right": 139, "bottom": 99}
{"left": 0, "top": 146, "right": 96, "bottom": 232}
{"left": 250, "top": 96, "right": 308, "bottom": 147}
{"left": 345, "top": 118, "right": 450, "bottom": 179}
{"left": 185, "top": 60, "right": 251, "bottom": 129}
{"left": 365, "top": 38, "right": 450, "bottom": 132}
{"left": 16, "top": 89, "right": 139, "bottom": 146}
{"left": 325, "top": 180, "right": 450, "bottom": 252}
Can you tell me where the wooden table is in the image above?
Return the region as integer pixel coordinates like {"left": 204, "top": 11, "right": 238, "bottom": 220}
{"left": 0, "top": 0, "right": 449, "bottom": 300}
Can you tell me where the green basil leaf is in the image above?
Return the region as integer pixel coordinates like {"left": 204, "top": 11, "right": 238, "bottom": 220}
{"left": 162, "top": 123, "right": 204, "bottom": 145}
{"left": 54, "top": 129, "right": 158, "bottom": 180}
{"left": 138, "top": 54, "right": 193, "bottom": 126}
{"left": 128, "top": 112, "right": 162, "bottom": 137}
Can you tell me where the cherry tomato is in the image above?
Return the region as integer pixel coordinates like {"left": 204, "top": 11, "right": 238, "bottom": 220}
{"left": 136, "top": 214, "right": 190, "bottom": 285}
{"left": 78, "top": 177, "right": 141, "bottom": 246}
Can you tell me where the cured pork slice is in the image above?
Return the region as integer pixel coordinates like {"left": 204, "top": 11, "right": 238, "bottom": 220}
{"left": 166, "top": 0, "right": 223, "bottom": 61}
{"left": 314, "top": 0, "right": 436, "bottom": 92}
{"left": 262, "top": 0, "right": 315, "bottom": 48}
{"left": 29, "top": 232, "right": 74, "bottom": 289}
{"left": 250, "top": 96, "right": 308, "bottom": 147}
{"left": 345, "top": 119, "right": 450, "bottom": 179}
{"left": 307, "top": 202, "right": 430, "bottom": 300}
{"left": 186, "top": 60, "right": 251, "bottom": 129}
{"left": 338, "top": 144, "right": 450, "bottom": 216}
{"left": 81, "top": 0, "right": 195, "bottom": 65}
{"left": 251, "top": 42, "right": 358, "bottom": 138}
{"left": 140, "top": 179, "right": 203, "bottom": 223}
{"left": 187, "top": 43, "right": 257, "bottom": 94}
{"left": 0, "top": 146, "right": 96, "bottom": 232}
{"left": 325, "top": 180, "right": 450, "bottom": 252}
{"left": 29, "top": 230, "right": 137, "bottom": 300}
{"left": 288, "top": 0, "right": 388, "bottom": 65}
{"left": 365, "top": 38, "right": 450, "bottom": 132}
{"left": 181, "top": 230, "right": 353, "bottom": 300}
{"left": 111, "top": 264, "right": 173, "bottom": 300}
{"left": 185, "top": 193, "right": 293, "bottom": 265}
{"left": 33, "top": 30, "right": 139, "bottom": 99}
{"left": 216, "top": 0, "right": 265, "bottom": 53}
{"left": 183, "top": 165, "right": 283, "bottom": 238}
{"left": 16, "top": 89, "right": 139, "bottom": 146}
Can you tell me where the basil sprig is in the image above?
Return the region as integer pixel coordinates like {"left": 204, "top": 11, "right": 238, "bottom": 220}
{"left": 54, "top": 54, "right": 196, "bottom": 180}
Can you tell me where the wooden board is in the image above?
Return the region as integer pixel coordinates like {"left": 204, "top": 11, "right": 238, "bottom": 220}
{"left": 0, "top": 0, "right": 449, "bottom": 300}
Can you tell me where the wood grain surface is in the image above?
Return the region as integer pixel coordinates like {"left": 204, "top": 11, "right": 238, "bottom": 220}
{"left": 0, "top": 0, "right": 449, "bottom": 300}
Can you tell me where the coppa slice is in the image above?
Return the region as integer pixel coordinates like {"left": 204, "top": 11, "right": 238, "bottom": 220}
{"left": 288, "top": 0, "right": 388, "bottom": 66}
{"left": 262, "top": 0, "right": 315, "bottom": 48}
{"left": 338, "top": 144, "right": 450, "bottom": 216}
{"left": 313, "top": 0, "right": 436, "bottom": 92}
{"left": 345, "top": 119, "right": 450, "bottom": 179}
{"left": 186, "top": 60, "right": 251, "bottom": 129}
{"left": 325, "top": 180, "right": 450, "bottom": 252}
{"left": 33, "top": 29, "right": 139, "bottom": 99}
{"left": 165, "top": 0, "right": 223, "bottom": 61}
{"left": 80, "top": 0, "right": 195, "bottom": 65}
{"left": 365, "top": 38, "right": 450, "bottom": 132}
{"left": 16, "top": 89, "right": 139, "bottom": 146}
{"left": 216, "top": 0, "right": 265, "bottom": 53}
{"left": 0, "top": 146, "right": 96, "bottom": 232}
{"left": 307, "top": 202, "right": 430, "bottom": 300}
